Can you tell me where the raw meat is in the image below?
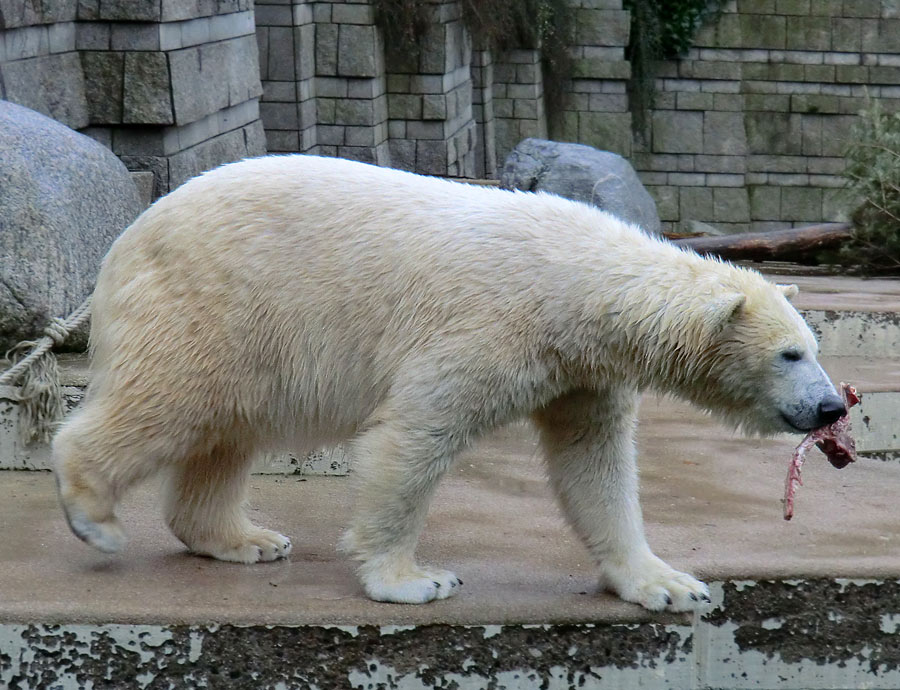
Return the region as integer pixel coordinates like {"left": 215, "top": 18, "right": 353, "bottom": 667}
{"left": 783, "top": 383, "right": 860, "bottom": 521}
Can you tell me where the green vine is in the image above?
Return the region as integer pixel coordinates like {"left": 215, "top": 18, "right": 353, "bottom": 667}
{"left": 623, "top": 0, "right": 727, "bottom": 142}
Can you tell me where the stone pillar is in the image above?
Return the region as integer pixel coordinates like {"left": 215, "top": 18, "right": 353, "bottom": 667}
{"left": 557, "top": 0, "right": 632, "bottom": 157}
{"left": 492, "top": 48, "right": 547, "bottom": 167}
{"left": 386, "top": 0, "right": 476, "bottom": 177}
{"left": 313, "top": 0, "right": 389, "bottom": 164}
{"left": 73, "top": 0, "right": 266, "bottom": 199}
{"left": 471, "top": 44, "right": 497, "bottom": 178}
{"left": 256, "top": 0, "right": 317, "bottom": 153}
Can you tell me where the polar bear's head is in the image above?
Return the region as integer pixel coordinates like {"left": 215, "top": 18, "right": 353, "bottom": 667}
{"left": 681, "top": 280, "right": 844, "bottom": 437}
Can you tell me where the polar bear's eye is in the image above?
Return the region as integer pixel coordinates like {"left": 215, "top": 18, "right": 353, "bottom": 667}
{"left": 781, "top": 349, "right": 803, "bottom": 362}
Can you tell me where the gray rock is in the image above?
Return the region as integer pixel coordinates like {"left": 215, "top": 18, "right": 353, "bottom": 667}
{"left": 499, "top": 138, "right": 662, "bottom": 235}
{"left": 0, "top": 100, "right": 141, "bottom": 351}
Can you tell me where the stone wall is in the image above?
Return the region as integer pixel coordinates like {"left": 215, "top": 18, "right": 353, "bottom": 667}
{"left": 3, "top": 0, "right": 898, "bottom": 227}
{"left": 255, "top": 0, "right": 478, "bottom": 175}
{"left": 492, "top": 48, "right": 548, "bottom": 165}
{"left": 0, "top": 1, "right": 86, "bottom": 130}
{"left": 0, "top": 0, "right": 267, "bottom": 200}
{"left": 635, "top": 0, "right": 900, "bottom": 232}
{"left": 313, "top": 0, "right": 390, "bottom": 164}
{"left": 470, "top": 44, "right": 498, "bottom": 177}
{"left": 255, "top": 0, "right": 317, "bottom": 154}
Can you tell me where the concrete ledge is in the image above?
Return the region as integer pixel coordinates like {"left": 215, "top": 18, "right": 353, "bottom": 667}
{"left": 4, "top": 577, "right": 900, "bottom": 689}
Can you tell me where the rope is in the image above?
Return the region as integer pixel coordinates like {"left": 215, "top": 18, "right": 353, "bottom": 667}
{"left": 0, "top": 296, "right": 91, "bottom": 387}
{"left": 0, "top": 295, "right": 92, "bottom": 444}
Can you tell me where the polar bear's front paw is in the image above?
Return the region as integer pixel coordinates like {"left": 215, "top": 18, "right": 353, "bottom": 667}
{"left": 600, "top": 552, "right": 710, "bottom": 612}
{"left": 362, "top": 564, "right": 462, "bottom": 604}
{"left": 195, "top": 528, "right": 293, "bottom": 564}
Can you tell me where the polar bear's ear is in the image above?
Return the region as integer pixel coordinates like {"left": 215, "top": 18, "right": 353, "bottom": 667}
{"left": 706, "top": 293, "right": 746, "bottom": 332}
{"left": 777, "top": 284, "right": 799, "bottom": 300}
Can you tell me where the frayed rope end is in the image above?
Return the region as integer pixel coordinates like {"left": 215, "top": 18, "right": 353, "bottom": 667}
{"left": 0, "top": 297, "right": 92, "bottom": 446}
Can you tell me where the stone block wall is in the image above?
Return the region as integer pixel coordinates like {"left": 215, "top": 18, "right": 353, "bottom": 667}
{"left": 77, "top": 1, "right": 266, "bottom": 198}
{"left": 492, "top": 48, "right": 548, "bottom": 165}
{"left": 556, "top": 0, "right": 633, "bottom": 159}
{"left": 0, "top": 0, "right": 267, "bottom": 200}
{"left": 477, "top": 0, "right": 634, "bottom": 174}
{"left": 471, "top": 45, "right": 497, "bottom": 177}
{"left": 256, "top": 0, "right": 477, "bottom": 174}
{"left": 635, "top": 0, "right": 900, "bottom": 232}
{"left": 386, "top": 0, "right": 476, "bottom": 176}
{"left": 5, "top": 0, "right": 899, "bottom": 227}
{"left": 256, "top": 0, "right": 317, "bottom": 153}
{"left": 313, "top": 0, "right": 390, "bottom": 164}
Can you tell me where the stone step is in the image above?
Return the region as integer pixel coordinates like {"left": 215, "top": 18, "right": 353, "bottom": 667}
{"left": 821, "top": 356, "right": 900, "bottom": 459}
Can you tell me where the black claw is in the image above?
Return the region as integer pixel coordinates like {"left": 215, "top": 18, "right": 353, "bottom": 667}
{"left": 457, "top": 579, "right": 463, "bottom": 586}
{"left": 690, "top": 593, "right": 698, "bottom": 601}
{"left": 433, "top": 581, "right": 441, "bottom": 588}
{"left": 702, "top": 595, "right": 711, "bottom": 603}
{"left": 665, "top": 595, "right": 673, "bottom": 606}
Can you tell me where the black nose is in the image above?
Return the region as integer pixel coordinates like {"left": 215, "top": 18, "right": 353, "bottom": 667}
{"left": 817, "top": 396, "right": 847, "bottom": 426}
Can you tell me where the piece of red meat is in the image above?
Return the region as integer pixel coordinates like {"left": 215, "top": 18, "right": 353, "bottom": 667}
{"left": 783, "top": 383, "right": 860, "bottom": 521}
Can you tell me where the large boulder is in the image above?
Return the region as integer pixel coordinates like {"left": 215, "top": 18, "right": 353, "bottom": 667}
{"left": 0, "top": 100, "right": 141, "bottom": 351}
{"left": 500, "top": 138, "right": 662, "bottom": 236}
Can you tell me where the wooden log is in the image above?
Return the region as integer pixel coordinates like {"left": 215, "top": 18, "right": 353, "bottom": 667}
{"left": 671, "top": 223, "right": 853, "bottom": 262}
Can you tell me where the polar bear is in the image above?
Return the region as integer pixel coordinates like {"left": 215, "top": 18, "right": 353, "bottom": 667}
{"left": 53, "top": 155, "right": 845, "bottom": 612}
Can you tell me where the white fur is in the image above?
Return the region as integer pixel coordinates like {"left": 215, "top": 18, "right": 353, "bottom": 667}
{"left": 53, "top": 154, "right": 837, "bottom": 611}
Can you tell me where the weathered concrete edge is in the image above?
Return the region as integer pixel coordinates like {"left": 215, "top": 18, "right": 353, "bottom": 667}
{"left": 4, "top": 578, "right": 900, "bottom": 690}
{"left": 802, "top": 308, "right": 900, "bottom": 359}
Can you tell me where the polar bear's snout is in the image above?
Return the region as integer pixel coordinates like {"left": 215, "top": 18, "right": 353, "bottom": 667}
{"left": 817, "top": 395, "right": 847, "bottom": 426}
{"left": 780, "top": 393, "right": 846, "bottom": 432}
{"left": 776, "top": 355, "right": 844, "bottom": 432}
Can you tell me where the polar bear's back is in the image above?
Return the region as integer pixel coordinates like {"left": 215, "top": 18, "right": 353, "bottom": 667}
{"left": 94, "top": 156, "right": 655, "bottom": 357}
{"left": 117, "top": 154, "right": 650, "bottom": 274}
